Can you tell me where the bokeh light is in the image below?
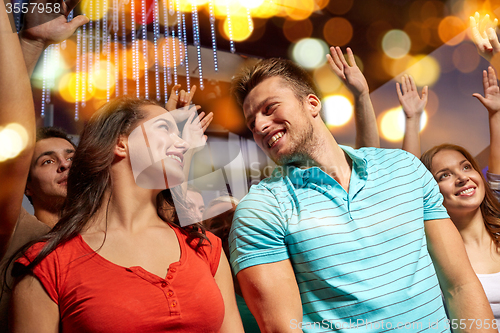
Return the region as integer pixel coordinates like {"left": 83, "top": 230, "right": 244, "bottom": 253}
{"left": 250, "top": 0, "right": 280, "bottom": 18}
{"left": 421, "top": 17, "right": 442, "bottom": 47}
{"left": 322, "top": 95, "right": 353, "bottom": 127}
{"left": 92, "top": 60, "right": 116, "bottom": 91}
{"left": 405, "top": 55, "right": 440, "bottom": 87}
{"left": 404, "top": 21, "right": 427, "bottom": 53}
{"left": 326, "top": 0, "right": 352, "bottom": 15}
{"left": 222, "top": 15, "right": 253, "bottom": 41}
{"left": 80, "top": 0, "right": 110, "bottom": 20}
{"left": 314, "top": 0, "right": 329, "bottom": 10}
{"left": 285, "top": 0, "right": 314, "bottom": 20}
{"left": 0, "top": 124, "right": 29, "bottom": 162}
{"left": 382, "top": 30, "right": 411, "bottom": 59}
{"left": 323, "top": 17, "right": 353, "bottom": 46}
{"left": 313, "top": 63, "right": 342, "bottom": 95}
{"left": 157, "top": 37, "right": 185, "bottom": 69}
{"left": 59, "top": 72, "right": 94, "bottom": 103}
{"left": 283, "top": 18, "right": 313, "bottom": 42}
{"left": 291, "top": 38, "right": 329, "bottom": 69}
{"left": 438, "top": 15, "right": 466, "bottom": 45}
{"left": 213, "top": 0, "right": 245, "bottom": 19}
{"left": 239, "top": 0, "right": 264, "bottom": 9}
{"left": 452, "top": 42, "right": 480, "bottom": 73}
{"left": 379, "top": 107, "right": 428, "bottom": 142}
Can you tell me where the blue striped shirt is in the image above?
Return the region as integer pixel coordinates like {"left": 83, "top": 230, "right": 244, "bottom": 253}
{"left": 229, "top": 146, "right": 451, "bottom": 332}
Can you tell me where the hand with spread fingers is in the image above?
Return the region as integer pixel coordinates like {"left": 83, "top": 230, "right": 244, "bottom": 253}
{"left": 327, "top": 46, "right": 369, "bottom": 98}
{"left": 397, "top": 74, "right": 427, "bottom": 158}
{"left": 182, "top": 111, "right": 214, "bottom": 153}
{"left": 473, "top": 66, "right": 500, "bottom": 117}
{"left": 396, "top": 74, "right": 428, "bottom": 120}
{"left": 470, "top": 12, "right": 500, "bottom": 62}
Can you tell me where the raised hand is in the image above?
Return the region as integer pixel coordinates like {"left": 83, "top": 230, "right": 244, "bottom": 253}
{"left": 473, "top": 66, "right": 500, "bottom": 117}
{"left": 20, "top": 0, "right": 88, "bottom": 46}
{"left": 165, "top": 84, "right": 194, "bottom": 110}
{"left": 396, "top": 74, "right": 428, "bottom": 120}
{"left": 470, "top": 12, "right": 500, "bottom": 62}
{"left": 327, "top": 46, "right": 369, "bottom": 97}
{"left": 182, "top": 111, "right": 214, "bottom": 153}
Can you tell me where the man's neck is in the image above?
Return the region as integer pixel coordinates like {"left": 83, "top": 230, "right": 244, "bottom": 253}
{"left": 34, "top": 208, "right": 60, "bottom": 228}
{"left": 294, "top": 129, "right": 352, "bottom": 192}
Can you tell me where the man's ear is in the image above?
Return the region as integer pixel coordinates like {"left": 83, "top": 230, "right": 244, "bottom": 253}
{"left": 307, "top": 94, "right": 321, "bottom": 118}
{"left": 25, "top": 182, "right": 33, "bottom": 197}
{"left": 114, "top": 135, "right": 128, "bottom": 158}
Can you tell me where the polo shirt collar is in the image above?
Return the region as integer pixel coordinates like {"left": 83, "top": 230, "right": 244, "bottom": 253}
{"left": 271, "top": 145, "right": 368, "bottom": 186}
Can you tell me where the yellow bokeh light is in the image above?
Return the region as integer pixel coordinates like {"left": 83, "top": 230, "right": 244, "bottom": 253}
{"left": 80, "top": 0, "right": 110, "bottom": 20}
{"left": 380, "top": 108, "right": 404, "bottom": 142}
{"left": 213, "top": 0, "right": 245, "bottom": 19}
{"left": 250, "top": 0, "right": 280, "bottom": 18}
{"left": 382, "top": 29, "right": 411, "bottom": 59}
{"left": 404, "top": 54, "right": 440, "bottom": 86}
{"left": 0, "top": 126, "right": 26, "bottom": 161}
{"left": 222, "top": 15, "right": 253, "bottom": 41}
{"left": 239, "top": 0, "right": 264, "bottom": 9}
{"left": 379, "top": 107, "right": 428, "bottom": 142}
{"left": 314, "top": 63, "right": 342, "bottom": 95}
{"left": 58, "top": 72, "right": 94, "bottom": 103}
{"left": 284, "top": 0, "right": 314, "bottom": 20}
{"left": 314, "top": 0, "right": 329, "bottom": 10}
{"left": 291, "top": 38, "right": 328, "bottom": 69}
{"left": 322, "top": 95, "right": 353, "bottom": 127}
{"left": 92, "top": 60, "right": 116, "bottom": 91}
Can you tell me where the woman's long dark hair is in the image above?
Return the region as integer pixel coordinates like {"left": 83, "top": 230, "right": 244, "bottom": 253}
{"left": 421, "top": 143, "right": 500, "bottom": 248}
{"left": 13, "top": 97, "right": 208, "bottom": 276}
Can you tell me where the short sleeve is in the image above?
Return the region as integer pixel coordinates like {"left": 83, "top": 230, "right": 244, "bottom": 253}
{"left": 229, "top": 184, "right": 288, "bottom": 275}
{"left": 487, "top": 171, "right": 500, "bottom": 202}
{"left": 407, "top": 152, "right": 449, "bottom": 221}
{"left": 15, "top": 242, "right": 60, "bottom": 305}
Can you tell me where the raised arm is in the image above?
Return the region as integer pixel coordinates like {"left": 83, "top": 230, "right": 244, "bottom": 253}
{"left": 327, "top": 46, "right": 380, "bottom": 148}
{"left": 0, "top": 0, "right": 36, "bottom": 258}
{"left": 19, "top": 0, "right": 88, "bottom": 75}
{"left": 237, "top": 260, "right": 303, "bottom": 333}
{"left": 425, "top": 218, "right": 496, "bottom": 332}
{"left": 472, "top": 66, "right": 500, "bottom": 174}
{"left": 397, "top": 74, "right": 427, "bottom": 158}
{"left": 470, "top": 12, "right": 500, "bottom": 72}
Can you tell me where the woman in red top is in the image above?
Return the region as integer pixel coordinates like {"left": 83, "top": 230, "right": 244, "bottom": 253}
{"left": 10, "top": 97, "right": 244, "bottom": 332}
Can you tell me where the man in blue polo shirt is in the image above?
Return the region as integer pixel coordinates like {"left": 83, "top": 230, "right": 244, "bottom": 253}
{"left": 228, "top": 55, "right": 496, "bottom": 332}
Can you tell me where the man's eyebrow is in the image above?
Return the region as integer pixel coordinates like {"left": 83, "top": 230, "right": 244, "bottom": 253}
{"left": 66, "top": 149, "right": 75, "bottom": 154}
{"left": 255, "top": 96, "right": 279, "bottom": 114}
{"left": 246, "top": 96, "right": 279, "bottom": 126}
{"left": 153, "top": 118, "right": 180, "bottom": 136}
{"left": 34, "top": 151, "right": 55, "bottom": 164}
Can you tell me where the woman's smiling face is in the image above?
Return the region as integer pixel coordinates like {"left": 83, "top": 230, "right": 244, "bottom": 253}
{"left": 130, "top": 105, "right": 190, "bottom": 189}
{"left": 430, "top": 149, "right": 485, "bottom": 218}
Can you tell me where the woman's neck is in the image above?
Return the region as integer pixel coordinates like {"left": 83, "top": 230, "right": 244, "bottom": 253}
{"left": 450, "top": 208, "right": 492, "bottom": 248}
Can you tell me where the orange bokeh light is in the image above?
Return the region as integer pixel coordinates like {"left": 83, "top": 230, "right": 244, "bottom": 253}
{"left": 438, "top": 16, "right": 466, "bottom": 45}
{"left": 283, "top": 18, "right": 313, "bottom": 42}
{"left": 284, "top": 0, "right": 314, "bottom": 20}
{"left": 323, "top": 17, "right": 353, "bottom": 46}
{"left": 326, "top": 0, "right": 352, "bottom": 15}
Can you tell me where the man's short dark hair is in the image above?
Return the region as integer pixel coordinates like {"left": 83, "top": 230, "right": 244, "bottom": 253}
{"left": 231, "top": 58, "right": 321, "bottom": 108}
{"left": 36, "top": 127, "right": 76, "bottom": 148}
